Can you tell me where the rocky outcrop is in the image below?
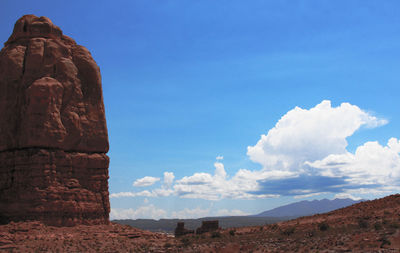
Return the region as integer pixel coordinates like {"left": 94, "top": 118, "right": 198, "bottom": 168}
{"left": 174, "top": 222, "right": 194, "bottom": 237}
{"left": 0, "top": 15, "right": 109, "bottom": 226}
{"left": 174, "top": 220, "right": 220, "bottom": 236}
{"left": 196, "top": 220, "right": 219, "bottom": 234}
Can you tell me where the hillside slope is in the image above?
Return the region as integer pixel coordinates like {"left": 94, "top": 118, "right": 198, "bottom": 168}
{"left": 170, "top": 194, "right": 400, "bottom": 252}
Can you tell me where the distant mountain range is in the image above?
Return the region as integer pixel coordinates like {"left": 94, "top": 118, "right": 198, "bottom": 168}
{"left": 254, "top": 198, "right": 363, "bottom": 217}
{"left": 113, "top": 216, "right": 287, "bottom": 233}
{"left": 113, "top": 198, "right": 363, "bottom": 232}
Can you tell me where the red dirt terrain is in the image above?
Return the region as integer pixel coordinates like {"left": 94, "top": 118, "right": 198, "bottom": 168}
{"left": 0, "top": 194, "right": 399, "bottom": 252}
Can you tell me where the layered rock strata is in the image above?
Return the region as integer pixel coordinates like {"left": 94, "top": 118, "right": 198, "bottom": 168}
{"left": 0, "top": 15, "right": 110, "bottom": 226}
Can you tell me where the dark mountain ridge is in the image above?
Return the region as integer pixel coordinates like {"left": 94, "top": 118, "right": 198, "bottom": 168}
{"left": 255, "top": 198, "right": 363, "bottom": 217}
{"left": 113, "top": 198, "right": 362, "bottom": 232}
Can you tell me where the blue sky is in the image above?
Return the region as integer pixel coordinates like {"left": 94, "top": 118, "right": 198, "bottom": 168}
{"left": 2, "top": 1, "right": 400, "bottom": 219}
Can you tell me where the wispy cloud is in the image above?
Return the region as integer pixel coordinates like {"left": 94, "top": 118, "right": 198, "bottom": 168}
{"left": 216, "top": 156, "right": 224, "bottom": 160}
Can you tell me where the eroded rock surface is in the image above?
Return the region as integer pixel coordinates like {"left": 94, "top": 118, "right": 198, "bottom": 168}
{"left": 0, "top": 15, "right": 109, "bottom": 226}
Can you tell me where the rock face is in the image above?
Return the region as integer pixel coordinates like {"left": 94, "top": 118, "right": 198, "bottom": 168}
{"left": 0, "top": 15, "right": 110, "bottom": 226}
{"left": 196, "top": 220, "right": 219, "bottom": 234}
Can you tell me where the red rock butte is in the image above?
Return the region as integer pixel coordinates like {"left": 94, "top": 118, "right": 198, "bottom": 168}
{"left": 0, "top": 15, "right": 110, "bottom": 226}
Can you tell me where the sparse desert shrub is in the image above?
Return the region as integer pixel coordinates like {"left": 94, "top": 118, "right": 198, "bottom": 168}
{"left": 318, "top": 222, "right": 329, "bottom": 231}
{"left": 358, "top": 219, "right": 369, "bottom": 229}
{"left": 211, "top": 231, "right": 221, "bottom": 238}
{"left": 164, "top": 242, "right": 172, "bottom": 248}
{"left": 180, "top": 237, "right": 191, "bottom": 247}
{"left": 389, "top": 222, "right": 399, "bottom": 229}
{"left": 269, "top": 224, "right": 279, "bottom": 230}
{"left": 259, "top": 226, "right": 263, "bottom": 231}
{"left": 141, "top": 243, "right": 151, "bottom": 251}
{"left": 229, "top": 229, "right": 235, "bottom": 236}
{"left": 282, "top": 227, "right": 295, "bottom": 236}
{"left": 379, "top": 237, "right": 391, "bottom": 248}
{"left": 374, "top": 222, "right": 382, "bottom": 230}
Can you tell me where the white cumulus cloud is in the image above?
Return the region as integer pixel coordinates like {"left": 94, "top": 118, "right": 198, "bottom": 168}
{"left": 110, "top": 205, "right": 167, "bottom": 220}
{"left": 334, "top": 193, "right": 362, "bottom": 201}
{"left": 110, "top": 206, "right": 250, "bottom": 219}
{"left": 112, "top": 100, "right": 398, "bottom": 201}
{"left": 110, "top": 190, "right": 154, "bottom": 198}
{"left": 171, "top": 207, "right": 211, "bottom": 219}
{"left": 170, "top": 207, "right": 249, "bottom": 219}
{"left": 172, "top": 161, "right": 279, "bottom": 200}
{"left": 216, "top": 209, "right": 249, "bottom": 216}
{"left": 247, "top": 100, "right": 387, "bottom": 173}
{"left": 307, "top": 138, "right": 400, "bottom": 185}
{"left": 133, "top": 176, "right": 160, "bottom": 187}
{"left": 163, "top": 172, "right": 175, "bottom": 187}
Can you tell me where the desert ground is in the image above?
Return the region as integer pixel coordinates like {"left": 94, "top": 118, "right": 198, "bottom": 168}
{"left": 1, "top": 194, "right": 399, "bottom": 252}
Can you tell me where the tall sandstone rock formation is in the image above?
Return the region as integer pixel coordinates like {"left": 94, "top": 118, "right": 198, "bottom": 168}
{"left": 0, "top": 15, "right": 110, "bottom": 226}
